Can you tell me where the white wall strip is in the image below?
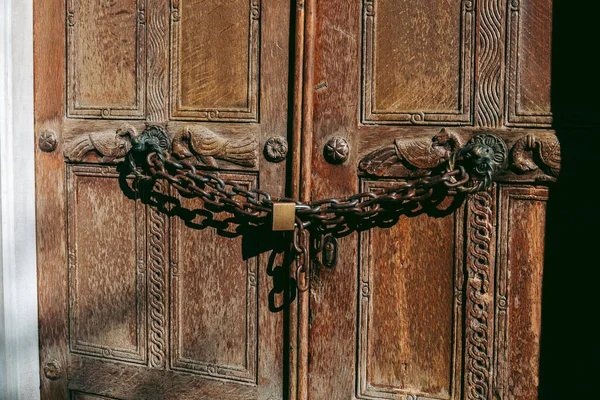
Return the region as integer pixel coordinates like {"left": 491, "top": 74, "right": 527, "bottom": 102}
{"left": 0, "top": 0, "right": 40, "bottom": 398}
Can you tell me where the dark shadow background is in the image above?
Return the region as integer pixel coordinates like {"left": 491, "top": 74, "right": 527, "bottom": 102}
{"left": 539, "top": 0, "right": 600, "bottom": 397}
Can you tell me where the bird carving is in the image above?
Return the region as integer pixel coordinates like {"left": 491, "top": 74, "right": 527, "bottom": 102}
{"left": 172, "top": 127, "right": 258, "bottom": 168}
{"left": 511, "top": 134, "right": 561, "bottom": 178}
{"left": 359, "top": 128, "right": 465, "bottom": 176}
{"left": 64, "top": 124, "right": 138, "bottom": 162}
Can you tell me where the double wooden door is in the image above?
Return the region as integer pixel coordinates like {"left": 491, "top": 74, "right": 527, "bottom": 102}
{"left": 35, "top": 1, "right": 558, "bottom": 399}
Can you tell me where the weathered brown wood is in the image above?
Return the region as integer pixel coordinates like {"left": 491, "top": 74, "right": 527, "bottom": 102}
{"left": 363, "top": 0, "right": 473, "bottom": 125}
{"left": 67, "top": 0, "right": 146, "bottom": 119}
{"left": 170, "top": 0, "right": 260, "bottom": 121}
{"left": 505, "top": 0, "right": 552, "bottom": 127}
{"left": 296, "top": 0, "right": 317, "bottom": 399}
{"left": 36, "top": 0, "right": 292, "bottom": 398}
{"left": 36, "top": 0, "right": 557, "bottom": 398}
{"left": 67, "top": 165, "right": 147, "bottom": 364}
{"left": 495, "top": 186, "right": 548, "bottom": 399}
{"left": 169, "top": 174, "right": 258, "bottom": 383}
{"left": 34, "top": 0, "right": 68, "bottom": 397}
{"left": 288, "top": 1, "right": 306, "bottom": 398}
{"left": 306, "top": 1, "right": 556, "bottom": 399}
{"left": 358, "top": 183, "right": 465, "bottom": 399}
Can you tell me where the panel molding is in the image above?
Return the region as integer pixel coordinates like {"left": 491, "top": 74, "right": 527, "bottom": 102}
{"left": 356, "top": 179, "right": 464, "bottom": 400}
{"left": 494, "top": 186, "right": 548, "bottom": 398}
{"left": 169, "top": 173, "right": 259, "bottom": 384}
{"left": 505, "top": 0, "right": 552, "bottom": 127}
{"left": 361, "top": 0, "right": 474, "bottom": 125}
{"left": 169, "top": 0, "right": 260, "bottom": 122}
{"left": 67, "top": 165, "right": 147, "bottom": 364}
{"left": 66, "top": 0, "right": 147, "bottom": 119}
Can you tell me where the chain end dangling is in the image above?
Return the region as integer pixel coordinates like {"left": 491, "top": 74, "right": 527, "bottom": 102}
{"left": 293, "top": 224, "right": 310, "bottom": 292}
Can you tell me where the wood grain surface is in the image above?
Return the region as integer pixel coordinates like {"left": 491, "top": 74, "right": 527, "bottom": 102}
{"left": 35, "top": 0, "right": 557, "bottom": 399}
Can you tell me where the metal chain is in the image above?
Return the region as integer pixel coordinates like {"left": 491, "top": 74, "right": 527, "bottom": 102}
{"left": 128, "top": 128, "right": 507, "bottom": 291}
{"left": 138, "top": 151, "right": 474, "bottom": 230}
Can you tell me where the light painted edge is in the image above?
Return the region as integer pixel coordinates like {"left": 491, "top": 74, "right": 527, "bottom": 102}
{"left": 0, "top": 0, "right": 40, "bottom": 399}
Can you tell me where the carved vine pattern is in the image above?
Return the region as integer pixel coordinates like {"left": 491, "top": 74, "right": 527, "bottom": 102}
{"left": 148, "top": 181, "right": 167, "bottom": 369}
{"left": 465, "top": 191, "right": 493, "bottom": 399}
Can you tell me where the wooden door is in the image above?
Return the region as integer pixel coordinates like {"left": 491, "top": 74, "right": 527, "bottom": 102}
{"left": 35, "top": 1, "right": 558, "bottom": 399}
{"left": 35, "top": 0, "right": 292, "bottom": 398}
{"left": 303, "top": 1, "right": 558, "bottom": 400}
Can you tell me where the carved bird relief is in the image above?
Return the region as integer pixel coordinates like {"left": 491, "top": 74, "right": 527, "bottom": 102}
{"left": 64, "top": 124, "right": 138, "bottom": 163}
{"left": 511, "top": 134, "right": 561, "bottom": 178}
{"left": 172, "top": 126, "right": 258, "bottom": 168}
{"left": 359, "top": 128, "right": 465, "bottom": 176}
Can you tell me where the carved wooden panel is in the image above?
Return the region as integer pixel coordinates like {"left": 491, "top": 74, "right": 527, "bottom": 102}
{"left": 147, "top": 0, "right": 170, "bottom": 122}
{"left": 67, "top": 0, "right": 146, "bottom": 119}
{"left": 67, "top": 165, "right": 147, "bottom": 364}
{"left": 170, "top": 0, "right": 260, "bottom": 121}
{"left": 474, "top": 0, "right": 506, "bottom": 128}
{"left": 506, "top": 0, "right": 552, "bottom": 127}
{"left": 170, "top": 173, "right": 258, "bottom": 384}
{"left": 362, "top": 0, "right": 473, "bottom": 125}
{"left": 147, "top": 181, "right": 169, "bottom": 369}
{"left": 463, "top": 190, "right": 496, "bottom": 400}
{"left": 357, "top": 180, "right": 464, "bottom": 399}
{"left": 495, "top": 186, "right": 548, "bottom": 398}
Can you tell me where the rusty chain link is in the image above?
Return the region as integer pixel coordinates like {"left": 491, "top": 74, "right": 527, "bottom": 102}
{"left": 137, "top": 151, "right": 474, "bottom": 230}
{"left": 127, "top": 128, "right": 507, "bottom": 291}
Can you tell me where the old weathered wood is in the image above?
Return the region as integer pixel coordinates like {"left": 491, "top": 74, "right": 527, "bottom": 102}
{"left": 36, "top": 0, "right": 557, "bottom": 399}
{"left": 36, "top": 0, "right": 292, "bottom": 398}
{"left": 306, "top": 1, "right": 556, "bottom": 399}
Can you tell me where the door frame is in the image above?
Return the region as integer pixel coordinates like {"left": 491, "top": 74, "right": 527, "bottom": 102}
{"left": 0, "top": 0, "right": 39, "bottom": 398}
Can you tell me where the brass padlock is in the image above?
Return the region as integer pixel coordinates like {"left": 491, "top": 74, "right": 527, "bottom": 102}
{"left": 272, "top": 202, "right": 296, "bottom": 231}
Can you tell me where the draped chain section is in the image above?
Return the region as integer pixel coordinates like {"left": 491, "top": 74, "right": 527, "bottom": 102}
{"left": 126, "top": 126, "right": 508, "bottom": 290}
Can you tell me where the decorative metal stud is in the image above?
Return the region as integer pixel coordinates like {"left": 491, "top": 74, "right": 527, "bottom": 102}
{"left": 43, "top": 360, "right": 62, "bottom": 380}
{"left": 264, "top": 136, "right": 288, "bottom": 163}
{"left": 39, "top": 130, "right": 58, "bottom": 153}
{"left": 324, "top": 137, "right": 349, "bottom": 164}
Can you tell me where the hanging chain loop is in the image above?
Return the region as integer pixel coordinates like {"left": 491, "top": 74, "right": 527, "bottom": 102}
{"left": 127, "top": 129, "right": 507, "bottom": 230}
{"left": 127, "top": 127, "right": 508, "bottom": 290}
